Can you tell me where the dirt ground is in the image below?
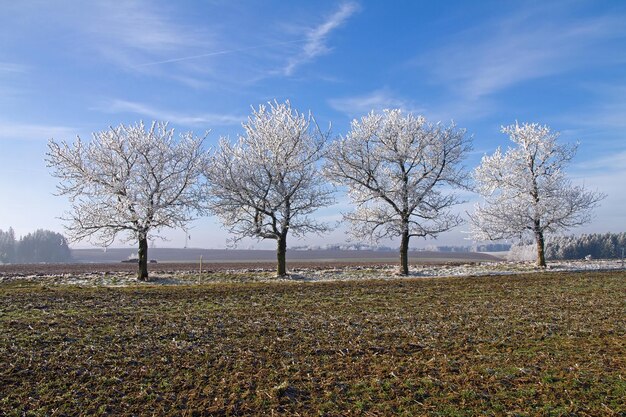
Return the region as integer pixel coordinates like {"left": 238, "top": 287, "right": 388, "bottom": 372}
{"left": 0, "top": 259, "right": 479, "bottom": 276}
{"left": 2, "top": 257, "right": 624, "bottom": 288}
{"left": 2, "top": 271, "right": 624, "bottom": 415}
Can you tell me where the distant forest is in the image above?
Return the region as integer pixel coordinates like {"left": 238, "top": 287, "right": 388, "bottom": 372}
{"left": 0, "top": 228, "right": 72, "bottom": 263}
{"left": 510, "top": 232, "right": 626, "bottom": 261}
{"left": 291, "top": 243, "right": 513, "bottom": 252}
{"left": 425, "top": 243, "right": 512, "bottom": 253}
{"left": 2, "top": 228, "right": 624, "bottom": 264}
{"left": 546, "top": 232, "right": 626, "bottom": 260}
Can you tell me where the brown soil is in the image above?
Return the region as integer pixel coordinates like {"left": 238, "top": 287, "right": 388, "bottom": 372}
{"left": 0, "top": 259, "right": 480, "bottom": 277}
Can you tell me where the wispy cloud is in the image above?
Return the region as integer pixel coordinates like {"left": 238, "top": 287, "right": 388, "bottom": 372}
{"left": 0, "top": 62, "right": 30, "bottom": 98}
{"left": 574, "top": 150, "right": 626, "bottom": 173}
{"left": 570, "top": 151, "right": 626, "bottom": 232}
{"left": 5, "top": 2, "right": 357, "bottom": 88}
{"left": 0, "top": 122, "right": 77, "bottom": 141}
{"left": 415, "top": 8, "right": 626, "bottom": 100}
{"left": 568, "top": 84, "right": 626, "bottom": 130}
{"left": 134, "top": 39, "right": 307, "bottom": 68}
{"left": 4, "top": 1, "right": 213, "bottom": 83}
{"left": 0, "top": 62, "right": 29, "bottom": 73}
{"left": 82, "top": 2, "right": 212, "bottom": 71}
{"left": 284, "top": 2, "right": 359, "bottom": 76}
{"left": 329, "top": 89, "right": 423, "bottom": 117}
{"left": 549, "top": 82, "right": 626, "bottom": 159}
{"left": 102, "top": 99, "right": 245, "bottom": 127}
{"left": 4, "top": 1, "right": 221, "bottom": 88}
{"left": 328, "top": 88, "right": 488, "bottom": 123}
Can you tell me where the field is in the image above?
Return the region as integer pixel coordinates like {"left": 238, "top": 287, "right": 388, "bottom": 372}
{"left": 1, "top": 270, "right": 625, "bottom": 416}
{"left": 69, "top": 247, "right": 501, "bottom": 264}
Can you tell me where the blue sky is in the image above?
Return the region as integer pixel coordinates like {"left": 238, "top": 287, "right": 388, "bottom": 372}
{"left": 1, "top": 0, "right": 625, "bottom": 249}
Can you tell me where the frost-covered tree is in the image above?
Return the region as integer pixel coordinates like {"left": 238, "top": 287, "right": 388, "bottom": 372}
{"left": 47, "top": 121, "right": 207, "bottom": 280}
{"left": 204, "top": 100, "right": 334, "bottom": 276}
{"left": 324, "top": 109, "right": 471, "bottom": 275}
{"left": 470, "top": 122, "right": 605, "bottom": 267}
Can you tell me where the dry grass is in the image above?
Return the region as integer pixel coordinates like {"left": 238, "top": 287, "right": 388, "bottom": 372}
{"left": 1, "top": 271, "right": 624, "bottom": 416}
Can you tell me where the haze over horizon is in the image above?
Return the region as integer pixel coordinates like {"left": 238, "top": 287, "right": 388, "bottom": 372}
{"left": 1, "top": 1, "right": 625, "bottom": 250}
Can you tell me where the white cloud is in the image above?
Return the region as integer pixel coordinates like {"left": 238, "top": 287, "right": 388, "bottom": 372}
{"left": 84, "top": 1, "right": 211, "bottom": 67}
{"left": 0, "top": 62, "right": 29, "bottom": 73}
{"left": 284, "top": 2, "right": 359, "bottom": 75}
{"left": 329, "top": 89, "right": 423, "bottom": 117}
{"left": 0, "top": 121, "right": 77, "bottom": 141}
{"left": 0, "top": 62, "right": 30, "bottom": 98}
{"left": 133, "top": 39, "right": 308, "bottom": 69}
{"left": 328, "top": 88, "right": 488, "bottom": 123}
{"left": 103, "top": 99, "right": 244, "bottom": 127}
{"left": 547, "top": 147, "right": 626, "bottom": 236}
{"left": 573, "top": 150, "right": 626, "bottom": 176}
{"left": 568, "top": 84, "right": 626, "bottom": 130}
{"left": 416, "top": 9, "right": 626, "bottom": 100}
{"left": 572, "top": 168, "right": 626, "bottom": 235}
{"left": 4, "top": 2, "right": 357, "bottom": 87}
{"left": 7, "top": 1, "right": 215, "bottom": 81}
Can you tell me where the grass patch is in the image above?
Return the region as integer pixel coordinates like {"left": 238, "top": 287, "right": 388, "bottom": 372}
{"left": 1, "top": 271, "right": 625, "bottom": 415}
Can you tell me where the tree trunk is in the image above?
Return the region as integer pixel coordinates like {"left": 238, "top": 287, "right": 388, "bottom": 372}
{"left": 399, "top": 229, "right": 410, "bottom": 275}
{"left": 138, "top": 236, "right": 149, "bottom": 281}
{"left": 277, "top": 232, "right": 287, "bottom": 277}
{"left": 535, "top": 229, "right": 546, "bottom": 268}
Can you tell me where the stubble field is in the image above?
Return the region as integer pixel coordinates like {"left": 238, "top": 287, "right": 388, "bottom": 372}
{"left": 1, "top": 270, "right": 624, "bottom": 416}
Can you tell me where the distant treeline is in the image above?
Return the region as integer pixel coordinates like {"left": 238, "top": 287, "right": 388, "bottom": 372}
{"left": 291, "top": 243, "right": 396, "bottom": 251}
{"left": 509, "top": 232, "right": 626, "bottom": 261}
{"left": 425, "top": 243, "right": 512, "bottom": 253}
{"left": 546, "top": 232, "right": 626, "bottom": 260}
{"left": 0, "top": 228, "right": 72, "bottom": 263}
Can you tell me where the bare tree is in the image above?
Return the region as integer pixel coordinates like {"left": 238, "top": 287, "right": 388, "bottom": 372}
{"left": 47, "top": 121, "right": 207, "bottom": 280}
{"left": 204, "top": 100, "right": 334, "bottom": 276}
{"left": 324, "top": 109, "right": 471, "bottom": 275}
{"left": 469, "top": 122, "right": 605, "bottom": 267}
